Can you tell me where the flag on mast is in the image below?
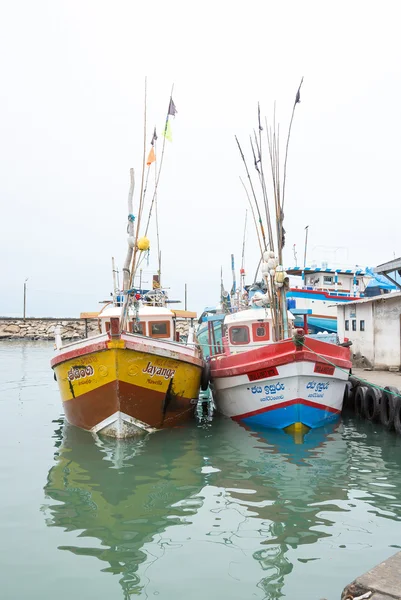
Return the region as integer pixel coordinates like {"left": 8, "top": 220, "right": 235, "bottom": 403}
{"left": 146, "top": 147, "right": 156, "bottom": 166}
{"left": 168, "top": 97, "right": 177, "bottom": 117}
{"left": 163, "top": 119, "right": 173, "bottom": 142}
{"left": 150, "top": 127, "right": 158, "bottom": 146}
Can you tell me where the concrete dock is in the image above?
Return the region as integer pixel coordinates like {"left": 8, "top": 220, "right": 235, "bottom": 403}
{"left": 352, "top": 368, "right": 401, "bottom": 389}
{"left": 342, "top": 551, "right": 401, "bottom": 599}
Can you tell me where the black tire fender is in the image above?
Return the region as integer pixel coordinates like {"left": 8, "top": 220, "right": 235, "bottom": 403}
{"left": 200, "top": 362, "right": 210, "bottom": 392}
{"left": 354, "top": 386, "right": 368, "bottom": 418}
{"left": 364, "top": 387, "right": 382, "bottom": 422}
{"left": 380, "top": 386, "right": 400, "bottom": 431}
{"left": 342, "top": 381, "right": 353, "bottom": 411}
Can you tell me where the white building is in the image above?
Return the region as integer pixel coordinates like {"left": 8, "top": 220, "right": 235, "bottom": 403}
{"left": 337, "top": 292, "right": 401, "bottom": 370}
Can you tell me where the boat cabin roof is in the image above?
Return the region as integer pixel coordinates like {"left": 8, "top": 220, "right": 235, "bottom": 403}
{"left": 286, "top": 266, "right": 366, "bottom": 276}
{"left": 224, "top": 308, "right": 294, "bottom": 325}
{"left": 99, "top": 305, "right": 174, "bottom": 320}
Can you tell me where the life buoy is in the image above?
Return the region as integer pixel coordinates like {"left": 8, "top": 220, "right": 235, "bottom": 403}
{"left": 200, "top": 362, "right": 210, "bottom": 391}
{"left": 364, "top": 387, "right": 382, "bottom": 422}
{"left": 380, "top": 386, "right": 399, "bottom": 431}
{"left": 354, "top": 386, "right": 368, "bottom": 418}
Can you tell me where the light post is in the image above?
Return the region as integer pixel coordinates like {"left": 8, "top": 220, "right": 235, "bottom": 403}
{"left": 23, "top": 278, "right": 28, "bottom": 320}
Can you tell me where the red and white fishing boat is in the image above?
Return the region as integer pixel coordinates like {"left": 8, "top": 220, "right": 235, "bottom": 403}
{"left": 204, "top": 79, "right": 352, "bottom": 431}
{"left": 207, "top": 308, "right": 351, "bottom": 430}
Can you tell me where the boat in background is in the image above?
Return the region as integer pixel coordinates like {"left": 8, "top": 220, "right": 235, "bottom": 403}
{"left": 51, "top": 89, "right": 204, "bottom": 438}
{"left": 203, "top": 80, "right": 352, "bottom": 432}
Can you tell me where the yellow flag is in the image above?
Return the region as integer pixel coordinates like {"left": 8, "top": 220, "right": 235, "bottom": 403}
{"left": 163, "top": 119, "right": 172, "bottom": 142}
{"left": 146, "top": 147, "right": 156, "bottom": 166}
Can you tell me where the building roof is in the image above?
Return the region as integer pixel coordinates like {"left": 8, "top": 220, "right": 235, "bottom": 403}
{"left": 376, "top": 257, "right": 401, "bottom": 273}
{"left": 335, "top": 291, "right": 401, "bottom": 307}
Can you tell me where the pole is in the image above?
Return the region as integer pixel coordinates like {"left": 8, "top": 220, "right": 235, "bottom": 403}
{"left": 23, "top": 278, "right": 28, "bottom": 319}
{"left": 112, "top": 257, "right": 118, "bottom": 295}
{"left": 303, "top": 226, "right": 309, "bottom": 268}
{"left": 185, "top": 283, "right": 187, "bottom": 311}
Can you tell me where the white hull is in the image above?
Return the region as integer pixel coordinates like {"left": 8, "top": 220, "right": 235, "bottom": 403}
{"left": 212, "top": 359, "right": 348, "bottom": 429}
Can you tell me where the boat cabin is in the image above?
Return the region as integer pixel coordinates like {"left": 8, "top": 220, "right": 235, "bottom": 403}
{"left": 286, "top": 265, "right": 368, "bottom": 296}
{"left": 98, "top": 305, "right": 176, "bottom": 341}
{"left": 206, "top": 308, "right": 295, "bottom": 356}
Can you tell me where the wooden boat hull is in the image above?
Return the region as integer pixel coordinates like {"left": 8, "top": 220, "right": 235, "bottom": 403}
{"left": 51, "top": 333, "right": 203, "bottom": 437}
{"left": 210, "top": 337, "right": 352, "bottom": 430}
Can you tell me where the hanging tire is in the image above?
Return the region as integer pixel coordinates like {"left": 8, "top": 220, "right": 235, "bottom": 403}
{"left": 364, "top": 387, "right": 382, "bottom": 422}
{"left": 389, "top": 388, "right": 401, "bottom": 434}
{"left": 200, "top": 362, "right": 210, "bottom": 392}
{"left": 380, "top": 386, "right": 400, "bottom": 431}
{"left": 354, "top": 386, "right": 368, "bottom": 418}
{"left": 342, "top": 381, "right": 353, "bottom": 411}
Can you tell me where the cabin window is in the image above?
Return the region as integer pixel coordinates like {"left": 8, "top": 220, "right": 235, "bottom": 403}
{"left": 360, "top": 320, "right": 365, "bottom": 332}
{"left": 149, "top": 321, "right": 171, "bottom": 338}
{"left": 252, "top": 322, "right": 270, "bottom": 342}
{"left": 130, "top": 321, "right": 145, "bottom": 335}
{"left": 105, "top": 321, "right": 111, "bottom": 332}
{"left": 323, "top": 276, "right": 333, "bottom": 284}
{"left": 345, "top": 320, "right": 349, "bottom": 331}
{"left": 229, "top": 326, "right": 250, "bottom": 345}
{"left": 352, "top": 320, "right": 357, "bottom": 331}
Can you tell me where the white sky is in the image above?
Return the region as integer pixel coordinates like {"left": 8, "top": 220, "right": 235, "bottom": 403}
{"left": 1, "top": 1, "right": 400, "bottom": 317}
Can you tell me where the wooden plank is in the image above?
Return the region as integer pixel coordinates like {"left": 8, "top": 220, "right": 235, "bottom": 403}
{"left": 80, "top": 312, "right": 99, "bottom": 319}
{"left": 173, "top": 310, "right": 197, "bottom": 319}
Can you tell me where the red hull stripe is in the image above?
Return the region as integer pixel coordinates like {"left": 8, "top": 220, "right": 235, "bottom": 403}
{"left": 233, "top": 398, "right": 341, "bottom": 421}
{"left": 210, "top": 338, "right": 351, "bottom": 379}
{"left": 51, "top": 340, "right": 109, "bottom": 368}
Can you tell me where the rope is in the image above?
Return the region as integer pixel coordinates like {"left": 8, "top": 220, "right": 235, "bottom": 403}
{"left": 299, "top": 339, "right": 401, "bottom": 398}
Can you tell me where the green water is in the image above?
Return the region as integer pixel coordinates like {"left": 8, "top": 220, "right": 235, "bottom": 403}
{"left": 2, "top": 342, "right": 401, "bottom": 599}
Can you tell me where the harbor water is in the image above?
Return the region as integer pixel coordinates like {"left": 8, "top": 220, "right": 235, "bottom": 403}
{"left": 2, "top": 341, "right": 401, "bottom": 600}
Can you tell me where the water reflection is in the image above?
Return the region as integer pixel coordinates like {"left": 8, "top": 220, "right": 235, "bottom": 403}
{"left": 43, "top": 416, "right": 401, "bottom": 599}
{"left": 44, "top": 425, "right": 206, "bottom": 597}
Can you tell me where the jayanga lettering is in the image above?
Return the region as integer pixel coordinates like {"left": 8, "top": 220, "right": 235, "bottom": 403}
{"left": 251, "top": 382, "right": 285, "bottom": 395}
{"left": 68, "top": 365, "right": 94, "bottom": 381}
{"left": 142, "top": 361, "right": 176, "bottom": 380}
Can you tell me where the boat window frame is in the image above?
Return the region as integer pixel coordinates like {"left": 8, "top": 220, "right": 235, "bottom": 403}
{"left": 352, "top": 319, "right": 357, "bottom": 331}
{"left": 252, "top": 322, "right": 270, "bottom": 342}
{"left": 229, "top": 325, "right": 250, "bottom": 345}
{"left": 149, "top": 320, "right": 171, "bottom": 339}
{"left": 130, "top": 321, "right": 146, "bottom": 335}
{"left": 345, "top": 319, "right": 349, "bottom": 331}
{"left": 360, "top": 319, "right": 365, "bottom": 332}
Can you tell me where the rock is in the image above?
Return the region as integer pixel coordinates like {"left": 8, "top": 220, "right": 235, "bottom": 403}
{"left": 4, "top": 324, "right": 20, "bottom": 334}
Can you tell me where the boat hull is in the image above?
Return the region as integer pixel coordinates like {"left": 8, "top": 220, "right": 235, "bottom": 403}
{"left": 51, "top": 333, "right": 203, "bottom": 437}
{"left": 210, "top": 338, "right": 351, "bottom": 430}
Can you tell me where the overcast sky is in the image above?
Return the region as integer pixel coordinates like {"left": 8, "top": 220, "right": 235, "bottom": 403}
{"left": 1, "top": 1, "right": 400, "bottom": 318}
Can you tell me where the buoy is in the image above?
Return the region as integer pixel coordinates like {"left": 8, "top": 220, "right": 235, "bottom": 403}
{"left": 137, "top": 237, "right": 150, "bottom": 251}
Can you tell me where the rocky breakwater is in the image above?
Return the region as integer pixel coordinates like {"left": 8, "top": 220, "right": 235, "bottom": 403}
{"left": 0, "top": 318, "right": 99, "bottom": 341}
{"left": 0, "top": 318, "right": 191, "bottom": 341}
